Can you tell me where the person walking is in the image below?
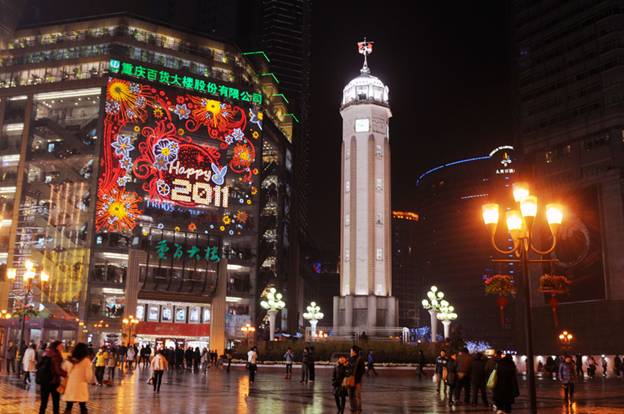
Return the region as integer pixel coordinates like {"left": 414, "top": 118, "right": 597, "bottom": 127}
{"left": 435, "top": 349, "right": 448, "bottom": 394}
{"left": 455, "top": 347, "right": 472, "bottom": 404}
{"left": 105, "top": 351, "right": 117, "bottom": 385}
{"left": 93, "top": 347, "right": 107, "bottom": 386}
{"left": 300, "top": 347, "right": 310, "bottom": 383}
{"left": 587, "top": 356, "right": 597, "bottom": 378}
{"left": 601, "top": 356, "right": 608, "bottom": 377}
{"left": 37, "top": 340, "right": 67, "bottom": 414}
{"left": 446, "top": 353, "right": 459, "bottom": 406}
{"left": 201, "top": 348, "right": 209, "bottom": 373}
{"left": 418, "top": 350, "right": 426, "bottom": 377}
{"left": 247, "top": 346, "right": 258, "bottom": 384}
{"left": 284, "top": 347, "right": 294, "bottom": 379}
{"left": 492, "top": 354, "right": 519, "bottom": 414}
{"left": 615, "top": 355, "right": 622, "bottom": 377}
{"left": 126, "top": 345, "right": 136, "bottom": 370}
{"left": 346, "top": 345, "right": 366, "bottom": 414}
{"left": 62, "top": 343, "right": 93, "bottom": 414}
{"left": 332, "top": 355, "right": 348, "bottom": 414}
{"left": 309, "top": 346, "right": 316, "bottom": 381}
{"left": 150, "top": 349, "right": 168, "bottom": 394}
{"left": 22, "top": 343, "right": 37, "bottom": 386}
{"left": 193, "top": 347, "right": 201, "bottom": 372}
{"left": 575, "top": 353, "right": 583, "bottom": 379}
{"left": 6, "top": 341, "right": 17, "bottom": 375}
{"left": 366, "top": 350, "right": 378, "bottom": 377}
{"left": 470, "top": 352, "right": 489, "bottom": 407}
{"left": 184, "top": 346, "right": 193, "bottom": 370}
{"left": 559, "top": 355, "right": 577, "bottom": 404}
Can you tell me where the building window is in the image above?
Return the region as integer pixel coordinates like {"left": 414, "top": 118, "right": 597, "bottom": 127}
{"left": 376, "top": 178, "right": 383, "bottom": 191}
{"left": 376, "top": 248, "right": 383, "bottom": 261}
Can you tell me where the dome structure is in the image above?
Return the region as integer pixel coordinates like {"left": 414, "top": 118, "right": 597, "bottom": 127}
{"left": 342, "top": 66, "right": 389, "bottom": 108}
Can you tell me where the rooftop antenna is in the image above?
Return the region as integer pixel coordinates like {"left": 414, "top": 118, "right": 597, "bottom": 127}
{"left": 357, "top": 37, "right": 374, "bottom": 75}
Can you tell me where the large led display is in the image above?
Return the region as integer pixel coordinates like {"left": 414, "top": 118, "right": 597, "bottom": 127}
{"left": 97, "top": 77, "right": 261, "bottom": 235}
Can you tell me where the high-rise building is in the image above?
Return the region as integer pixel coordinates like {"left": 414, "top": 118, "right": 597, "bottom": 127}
{"left": 391, "top": 210, "right": 420, "bottom": 327}
{"left": 333, "top": 43, "right": 397, "bottom": 335}
{"left": 511, "top": 1, "right": 624, "bottom": 353}
{"left": 0, "top": 14, "right": 294, "bottom": 351}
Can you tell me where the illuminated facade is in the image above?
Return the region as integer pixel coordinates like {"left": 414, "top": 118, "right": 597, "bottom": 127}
{"left": 391, "top": 211, "right": 420, "bottom": 327}
{"left": 0, "top": 15, "right": 294, "bottom": 350}
{"left": 333, "top": 43, "right": 397, "bottom": 335}
{"left": 415, "top": 146, "right": 518, "bottom": 348}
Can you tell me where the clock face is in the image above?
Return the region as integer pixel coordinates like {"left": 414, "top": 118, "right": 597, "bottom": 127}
{"left": 355, "top": 118, "right": 370, "bottom": 132}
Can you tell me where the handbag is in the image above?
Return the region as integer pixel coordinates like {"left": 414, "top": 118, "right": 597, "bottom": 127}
{"left": 486, "top": 368, "right": 497, "bottom": 390}
{"left": 432, "top": 373, "right": 439, "bottom": 383}
{"left": 342, "top": 375, "right": 355, "bottom": 388}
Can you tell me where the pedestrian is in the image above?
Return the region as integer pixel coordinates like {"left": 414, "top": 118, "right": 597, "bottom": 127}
{"left": 470, "top": 352, "right": 489, "bottom": 407}
{"left": 150, "top": 349, "right": 168, "bottom": 394}
{"left": 284, "top": 347, "right": 294, "bottom": 379}
{"left": 434, "top": 349, "right": 448, "bottom": 394}
{"left": 559, "top": 355, "right": 577, "bottom": 404}
{"left": 201, "top": 348, "right": 209, "bottom": 373}
{"left": 366, "top": 350, "right": 378, "bottom": 376}
{"left": 175, "top": 345, "right": 184, "bottom": 370}
{"left": 247, "top": 346, "right": 258, "bottom": 384}
{"left": 93, "top": 347, "right": 107, "bottom": 386}
{"left": 226, "top": 349, "right": 232, "bottom": 373}
{"left": 615, "top": 355, "right": 622, "bottom": 377}
{"left": 601, "top": 355, "right": 608, "bottom": 377}
{"left": 126, "top": 345, "right": 136, "bottom": 370}
{"left": 485, "top": 350, "right": 500, "bottom": 407}
{"left": 418, "top": 349, "right": 426, "bottom": 377}
{"left": 144, "top": 345, "right": 152, "bottom": 368}
{"left": 6, "top": 341, "right": 17, "bottom": 374}
{"left": 587, "top": 356, "right": 597, "bottom": 378}
{"left": 492, "top": 353, "right": 519, "bottom": 414}
{"left": 300, "top": 347, "right": 310, "bottom": 383}
{"left": 455, "top": 347, "right": 472, "bottom": 404}
{"left": 309, "top": 346, "right": 316, "bottom": 381}
{"left": 184, "top": 346, "right": 193, "bottom": 370}
{"left": 575, "top": 353, "right": 583, "bottom": 379}
{"left": 332, "top": 355, "right": 348, "bottom": 414}
{"left": 37, "top": 340, "right": 67, "bottom": 414}
{"left": 446, "top": 353, "right": 459, "bottom": 406}
{"left": 17, "top": 341, "right": 27, "bottom": 377}
{"left": 22, "top": 343, "right": 37, "bottom": 386}
{"left": 62, "top": 343, "right": 93, "bottom": 414}
{"left": 346, "top": 345, "right": 366, "bottom": 414}
{"left": 193, "top": 347, "right": 201, "bottom": 372}
{"left": 106, "top": 351, "right": 117, "bottom": 385}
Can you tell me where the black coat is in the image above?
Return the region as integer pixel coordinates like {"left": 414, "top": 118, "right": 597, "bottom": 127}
{"left": 446, "top": 359, "right": 458, "bottom": 386}
{"left": 493, "top": 356, "right": 520, "bottom": 404}
{"left": 470, "top": 355, "right": 487, "bottom": 385}
{"left": 332, "top": 364, "right": 347, "bottom": 388}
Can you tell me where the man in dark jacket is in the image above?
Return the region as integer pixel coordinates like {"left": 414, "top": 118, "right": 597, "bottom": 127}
{"left": 6, "top": 341, "right": 17, "bottom": 374}
{"left": 470, "top": 352, "right": 489, "bottom": 406}
{"left": 348, "top": 345, "right": 366, "bottom": 414}
{"left": 446, "top": 353, "right": 459, "bottom": 406}
{"left": 435, "top": 350, "right": 448, "bottom": 393}
{"left": 493, "top": 354, "right": 519, "bottom": 414}
{"left": 38, "top": 340, "right": 67, "bottom": 414}
{"left": 455, "top": 347, "right": 472, "bottom": 404}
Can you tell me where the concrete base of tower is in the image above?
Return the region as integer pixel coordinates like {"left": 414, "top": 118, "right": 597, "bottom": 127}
{"left": 332, "top": 295, "right": 399, "bottom": 337}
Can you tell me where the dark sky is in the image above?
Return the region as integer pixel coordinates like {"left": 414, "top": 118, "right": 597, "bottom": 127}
{"left": 308, "top": 1, "right": 513, "bottom": 251}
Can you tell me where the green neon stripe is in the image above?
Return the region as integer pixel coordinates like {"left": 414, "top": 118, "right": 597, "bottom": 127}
{"left": 242, "top": 51, "right": 271, "bottom": 63}
{"left": 260, "top": 72, "right": 280, "bottom": 84}
{"left": 286, "top": 113, "right": 300, "bottom": 123}
{"left": 272, "top": 93, "right": 289, "bottom": 104}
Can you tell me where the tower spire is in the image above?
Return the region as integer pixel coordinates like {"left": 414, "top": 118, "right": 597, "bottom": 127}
{"left": 357, "top": 37, "right": 374, "bottom": 75}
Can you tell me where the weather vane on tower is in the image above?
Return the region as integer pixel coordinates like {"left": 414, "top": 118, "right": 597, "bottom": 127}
{"left": 357, "top": 37, "right": 374, "bottom": 74}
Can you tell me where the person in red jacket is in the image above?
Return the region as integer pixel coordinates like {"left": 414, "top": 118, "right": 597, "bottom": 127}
{"left": 38, "top": 340, "right": 67, "bottom": 414}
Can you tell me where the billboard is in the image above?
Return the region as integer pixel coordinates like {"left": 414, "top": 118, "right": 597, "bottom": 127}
{"left": 97, "top": 76, "right": 261, "bottom": 236}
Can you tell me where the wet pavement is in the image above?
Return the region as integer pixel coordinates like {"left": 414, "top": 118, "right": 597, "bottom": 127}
{"left": 0, "top": 365, "right": 623, "bottom": 413}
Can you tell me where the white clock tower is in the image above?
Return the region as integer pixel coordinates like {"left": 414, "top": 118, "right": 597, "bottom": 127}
{"left": 333, "top": 40, "right": 397, "bottom": 335}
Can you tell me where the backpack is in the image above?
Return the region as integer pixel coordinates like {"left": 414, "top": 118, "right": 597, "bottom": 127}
{"left": 36, "top": 356, "right": 53, "bottom": 385}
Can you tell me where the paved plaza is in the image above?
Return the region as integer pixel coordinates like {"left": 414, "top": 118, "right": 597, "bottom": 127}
{"left": 0, "top": 365, "right": 623, "bottom": 413}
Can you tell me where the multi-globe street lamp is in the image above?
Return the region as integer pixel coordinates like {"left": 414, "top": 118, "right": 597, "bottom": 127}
{"left": 481, "top": 182, "right": 564, "bottom": 414}
{"left": 260, "top": 287, "right": 285, "bottom": 341}
{"left": 436, "top": 301, "right": 458, "bottom": 339}
{"left": 558, "top": 330, "right": 573, "bottom": 352}
{"left": 302, "top": 301, "right": 324, "bottom": 337}
{"left": 121, "top": 315, "right": 139, "bottom": 345}
{"left": 241, "top": 323, "right": 256, "bottom": 346}
{"left": 6, "top": 261, "right": 49, "bottom": 347}
{"left": 421, "top": 285, "right": 445, "bottom": 343}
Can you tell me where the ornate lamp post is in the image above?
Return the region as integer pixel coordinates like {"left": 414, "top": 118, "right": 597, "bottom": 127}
{"left": 421, "top": 285, "right": 445, "bottom": 342}
{"left": 6, "top": 261, "right": 49, "bottom": 347}
{"left": 303, "top": 301, "right": 324, "bottom": 337}
{"left": 260, "top": 287, "right": 285, "bottom": 341}
{"left": 241, "top": 323, "right": 256, "bottom": 346}
{"left": 121, "top": 315, "right": 139, "bottom": 345}
{"left": 481, "top": 182, "right": 564, "bottom": 414}
{"left": 436, "top": 301, "right": 458, "bottom": 339}
{"left": 558, "top": 330, "right": 573, "bottom": 352}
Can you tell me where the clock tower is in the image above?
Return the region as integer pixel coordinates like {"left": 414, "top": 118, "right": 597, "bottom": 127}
{"left": 333, "top": 39, "right": 397, "bottom": 335}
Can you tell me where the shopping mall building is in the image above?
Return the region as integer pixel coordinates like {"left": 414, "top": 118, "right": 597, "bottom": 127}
{"left": 0, "top": 15, "right": 295, "bottom": 352}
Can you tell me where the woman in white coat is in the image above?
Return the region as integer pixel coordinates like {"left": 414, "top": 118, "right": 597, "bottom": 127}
{"left": 22, "top": 343, "right": 37, "bottom": 386}
{"left": 62, "top": 343, "right": 93, "bottom": 413}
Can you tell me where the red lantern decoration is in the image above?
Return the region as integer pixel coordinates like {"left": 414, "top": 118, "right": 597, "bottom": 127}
{"left": 484, "top": 274, "right": 516, "bottom": 327}
{"left": 548, "top": 295, "right": 559, "bottom": 327}
{"left": 539, "top": 274, "right": 570, "bottom": 327}
{"left": 496, "top": 295, "right": 509, "bottom": 327}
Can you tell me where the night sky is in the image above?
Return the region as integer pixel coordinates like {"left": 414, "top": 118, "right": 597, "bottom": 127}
{"left": 308, "top": 1, "right": 512, "bottom": 252}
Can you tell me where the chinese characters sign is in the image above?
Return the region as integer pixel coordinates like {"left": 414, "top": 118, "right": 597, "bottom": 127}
{"left": 155, "top": 239, "right": 220, "bottom": 263}
{"left": 96, "top": 77, "right": 261, "bottom": 235}
{"left": 109, "top": 59, "right": 262, "bottom": 105}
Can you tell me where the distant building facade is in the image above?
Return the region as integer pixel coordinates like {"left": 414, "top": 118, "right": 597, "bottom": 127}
{"left": 391, "top": 210, "right": 420, "bottom": 327}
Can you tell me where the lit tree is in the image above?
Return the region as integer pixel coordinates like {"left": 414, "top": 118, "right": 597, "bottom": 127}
{"left": 421, "top": 285, "right": 445, "bottom": 342}
{"left": 260, "top": 287, "right": 285, "bottom": 341}
{"left": 303, "top": 301, "right": 324, "bottom": 337}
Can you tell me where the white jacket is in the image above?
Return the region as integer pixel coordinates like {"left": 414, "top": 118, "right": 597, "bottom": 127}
{"left": 62, "top": 358, "right": 93, "bottom": 403}
{"left": 22, "top": 348, "right": 36, "bottom": 372}
{"left": 150, "top": 354, "right": 167, "bottom": 371}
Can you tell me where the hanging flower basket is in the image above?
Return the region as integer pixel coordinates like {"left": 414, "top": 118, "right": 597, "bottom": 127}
{"left": 538, "top": 274, "right": 571, "bottom": 327}
{"left": 484, "top": 274, "right": 516, "bottom": 327}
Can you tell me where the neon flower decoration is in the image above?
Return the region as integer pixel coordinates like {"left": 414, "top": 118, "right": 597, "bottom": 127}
{"left": 303, "top": 301, "right": 324, "bottom": 337}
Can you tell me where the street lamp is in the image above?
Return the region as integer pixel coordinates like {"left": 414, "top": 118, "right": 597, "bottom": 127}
{"left": 436, "top": 301, "right": 458, "bottom": 339}
{"left": 558, "top": 330, "right": 573, "bottom": 350}
{"left": 260, "top": 287, "right": 285, "bottom": 341}
{"left": 421, "top": 285, "right": 445, "bottom": 342}
{"left": 122, "top": 315, "right": 139, "bottom": 345}
{"left": 482, "top": 182, "right": 564, "bottom": 414}
{"left": 241, "top": 323, "right": 256, "bottom": 346}
{"left": 303, "top": 301, "right": 324, "bottom": 337}
{"left": 6, "top": 261, "right": 49, "bottom": 348}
